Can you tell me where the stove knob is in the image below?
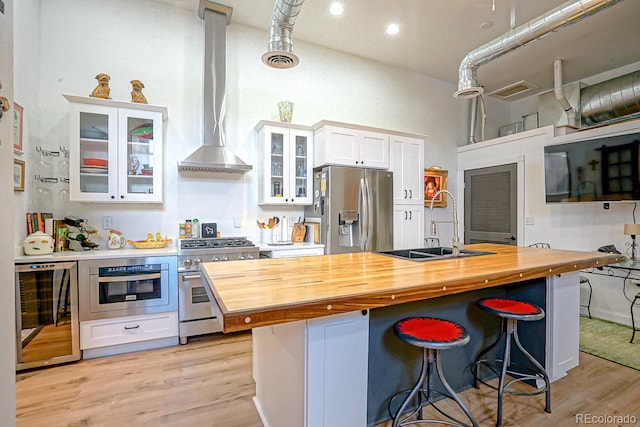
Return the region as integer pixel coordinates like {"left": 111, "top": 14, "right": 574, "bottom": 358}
{"left": 212, "top": 256, "right": 220, "bottom": 262}
{"left": 238, "top": 255, "right": 246, "bottom": 260}
{"left": 183, "top": 258, "right": 193, "bottom": 267}
{"left": 247, "top": 254, "right": 255, "bottom": 259}
{"left": 222, "top": 255, "right": 229, "bottom": 261}
{"left": 194, "top": 258, "right": 202, "bottom": 266}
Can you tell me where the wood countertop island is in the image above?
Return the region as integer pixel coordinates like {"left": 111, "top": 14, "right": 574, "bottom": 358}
{"left": 200, "top": 243, "right": 620, "bottom": 333}
{"left": 200, "top": 243, "right": 621, "bottom": 427}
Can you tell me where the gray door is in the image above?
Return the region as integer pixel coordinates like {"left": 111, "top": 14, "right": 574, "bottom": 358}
{"left": 464, "top": 163, "right": 517, "bottom": 245}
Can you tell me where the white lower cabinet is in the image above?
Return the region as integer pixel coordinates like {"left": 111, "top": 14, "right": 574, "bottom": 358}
{"left": 81, "top": 311, "right": 178, "bottom": 358}
{"left": 546, "top": 272, "right": 580, "bottom": 381}
{"left": 393, "top": 206, "right": 425, "bottom": 249}
{"left": 252, "top": 310, "right": 369, "bottom": 427}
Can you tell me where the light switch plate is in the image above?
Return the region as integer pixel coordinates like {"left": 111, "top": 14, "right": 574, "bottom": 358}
{"left": 102, "top": 216, "right": 112, "bottom": 230}
{"left": 233, "top": 217, "right": 241, "bottom": 228}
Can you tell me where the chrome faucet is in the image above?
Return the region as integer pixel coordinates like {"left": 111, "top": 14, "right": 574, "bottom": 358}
{"left": 429, "top": 189, "right": 463, "bottom": 256}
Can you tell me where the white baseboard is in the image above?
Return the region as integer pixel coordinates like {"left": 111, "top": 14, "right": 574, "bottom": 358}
{"left": 252, "top": 396, "right": 268, "bottom": 427}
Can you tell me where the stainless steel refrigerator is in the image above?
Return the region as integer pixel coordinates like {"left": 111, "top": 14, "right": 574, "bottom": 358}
{"left": 305, "top": 166, "right": 393, "bottom": 254}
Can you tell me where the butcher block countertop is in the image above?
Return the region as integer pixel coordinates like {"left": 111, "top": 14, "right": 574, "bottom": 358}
{"left": 200, "top": 243, "right": 621, "bottom": 333}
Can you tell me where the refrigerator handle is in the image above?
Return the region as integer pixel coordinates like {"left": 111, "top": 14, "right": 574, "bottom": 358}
{"left": 359, "top": 177, "right": 367, "bottom": 251}
{"left": 365, "top": 177, "right": 373, "bottom": 251}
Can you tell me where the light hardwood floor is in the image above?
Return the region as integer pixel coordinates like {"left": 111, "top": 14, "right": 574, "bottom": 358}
{"left": 16, "top": 331, "right": 640, "bottom": 427}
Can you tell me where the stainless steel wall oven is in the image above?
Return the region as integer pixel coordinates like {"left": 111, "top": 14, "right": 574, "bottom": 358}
{"left": 78, "top": 256, "right": 177, "bottom": 321}
{"left": 15, "top": 261, "right": 80, "bottom": 371}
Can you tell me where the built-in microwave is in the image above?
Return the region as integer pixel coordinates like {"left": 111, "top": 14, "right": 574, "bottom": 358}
{"left": 78, "top": 256, "right": 177, "bottom": 321}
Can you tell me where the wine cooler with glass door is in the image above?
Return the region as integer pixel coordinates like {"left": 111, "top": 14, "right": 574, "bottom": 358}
{"left": 15, "top": 261, "right": 80, "bottom": 371}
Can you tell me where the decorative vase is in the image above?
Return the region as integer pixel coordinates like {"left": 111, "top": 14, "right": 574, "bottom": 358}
{"left": 278, "top": 101, "right": 294, "bottom": 123}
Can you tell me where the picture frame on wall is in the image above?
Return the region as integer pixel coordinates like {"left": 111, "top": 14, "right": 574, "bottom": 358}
{"left": 14, "top": 159, "right": 25, "bottom": 192}
{"left": 424, "top": 168, "right": 448, "bottom": 208}
{"left": 14, "top": 101, "right": 24, "bottom": 152}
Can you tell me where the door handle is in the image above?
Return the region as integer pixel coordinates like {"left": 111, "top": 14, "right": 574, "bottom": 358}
{"left": 505, "top": 236, "right": 516, "bottom": 241}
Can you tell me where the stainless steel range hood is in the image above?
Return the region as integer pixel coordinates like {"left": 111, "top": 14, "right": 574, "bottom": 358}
{"left": 178, "top": 1, "right": 252, "bottom": 174}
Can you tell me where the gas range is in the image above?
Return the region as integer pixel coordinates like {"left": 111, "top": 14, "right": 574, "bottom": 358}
{"left": 177, "top": 237, "right": 259, "bottom": 271}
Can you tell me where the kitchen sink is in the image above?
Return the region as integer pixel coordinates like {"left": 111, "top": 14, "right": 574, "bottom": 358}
{"left": 376, "top": 247, "right": 495, "bottom": 261}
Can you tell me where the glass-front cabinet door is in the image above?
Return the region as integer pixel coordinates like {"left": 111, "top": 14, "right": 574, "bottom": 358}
{"left": 290, "top": 130, "right": 311, "bottom": 201}
{"left": 258, "top": 122, "right": 313, "bottom": 206}
{"left": 69, "top": 104, "right": 118, "bottom": 202}
{"left": 118, "top": 108, "right": 163, "bottom": 202}
{"left": 66, "top": 95, "right": 166, "bottom": 203}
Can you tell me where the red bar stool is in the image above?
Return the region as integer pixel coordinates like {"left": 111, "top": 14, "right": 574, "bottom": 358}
{"left": 388, "top": 317, "right": 478, "bottom": 427}
{"left": 472, "top": 298, "right": 551, "bottom": 427}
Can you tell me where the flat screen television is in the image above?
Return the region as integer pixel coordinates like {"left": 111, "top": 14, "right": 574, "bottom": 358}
{"left": 544, "top": 132, "right": 640, "bottom": 203}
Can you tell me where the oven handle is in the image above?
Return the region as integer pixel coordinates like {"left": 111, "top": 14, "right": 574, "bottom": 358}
{"left": 180, "top": 274, "right": 201, "bottom": 281}
{"left": 97, "top": 272, "right": 161, "bottom": 283}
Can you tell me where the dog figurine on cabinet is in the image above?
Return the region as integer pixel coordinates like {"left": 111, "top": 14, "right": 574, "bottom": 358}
{"left": 90, "top": 73, "right": 112, "bottom": 99}
{"left": 130, "top": 79, "right": 148, "bottom": 104}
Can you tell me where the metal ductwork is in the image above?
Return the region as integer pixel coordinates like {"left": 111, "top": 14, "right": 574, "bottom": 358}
{"left": 580, "top": 69, "right": 640, "bottom": 126}
{"left": 454, "top": 0, "right": 623, "bottom": 100}
{"left": 178, "top": 1, "right": 252, "bottom": 174}
{"left": 262, "top": 0, "right": 306, "bottom": 69}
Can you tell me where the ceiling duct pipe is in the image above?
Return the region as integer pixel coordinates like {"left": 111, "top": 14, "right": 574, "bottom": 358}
{"left": 554, "top": 59, "right": 577, "bottom": 127}
{"left": 580, "top": 69, "right": 640, "bottom": 126}
{"left": 454, "top": 0, "right": 623, "bottom": 100}
{"left": 178, "top": 1, "right": 252, "bottom": 174}
{"left": 262, "top": 0, "right": 306, "bottom": 69}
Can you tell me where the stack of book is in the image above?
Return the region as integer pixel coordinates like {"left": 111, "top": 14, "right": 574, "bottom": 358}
{"left": 26, "top": 213, "right": 68, "bottom": 252}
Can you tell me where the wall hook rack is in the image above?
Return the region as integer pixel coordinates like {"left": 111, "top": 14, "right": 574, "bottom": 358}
{"left": 34, "top": 174, "right": 59, "bottom": 183}
{"left": 36, "top": 146, "right": 60, "bottom": 157}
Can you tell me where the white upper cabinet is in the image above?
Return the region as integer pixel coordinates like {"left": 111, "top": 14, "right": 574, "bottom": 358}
{"left": 389, "top": 135, "right": 424, "bottom": 206}
{"left": 65, "top": 95, "right": 167, "bottom": 203}
{"left": 313, "top": 124, "right": 389, "bottom": 169}
{"left": 257, "top": 121, "right": 313, "bottom": 206}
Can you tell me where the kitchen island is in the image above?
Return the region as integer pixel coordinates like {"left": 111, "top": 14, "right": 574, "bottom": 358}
{"left": 200, "top": 244, "right": 620, "bottom": 427}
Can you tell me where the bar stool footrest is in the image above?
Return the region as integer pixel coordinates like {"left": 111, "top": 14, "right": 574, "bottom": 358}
{"left": 389, "top": 388, "right": 475, "bottom": 427}
{"left": 472, "top": 359, "right": 549, "bottom": 397}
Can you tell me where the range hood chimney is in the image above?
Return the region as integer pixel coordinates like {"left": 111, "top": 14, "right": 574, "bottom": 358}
{"left": 178, "top": 1, "right": 252, "bottom": 174}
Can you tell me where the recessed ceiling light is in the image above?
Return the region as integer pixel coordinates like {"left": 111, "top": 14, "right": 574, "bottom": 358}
{"left": 480, "top": 21, "right": 493, "bottom": 30}
{"left": 329, "top": 2, "right": 344, "bottom": 16}
{"left": 386, "top": 23, "right": 400, "bottom": 35}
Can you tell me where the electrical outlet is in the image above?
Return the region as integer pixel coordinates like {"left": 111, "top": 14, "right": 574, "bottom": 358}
{"left": 525, "top": 216, "right": 534, "bottom": 225}
{"left": 102, "top": 216, "right": 112, "bottom": 230}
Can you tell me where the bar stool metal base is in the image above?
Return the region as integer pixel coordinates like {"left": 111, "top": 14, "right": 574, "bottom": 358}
{"left": 631, "top": 292, "right": 640, "bottom": 344}
{"left": 580, "top": 276, "right": 593, "bottom": 319}
{"left": 389, "top": 347, "right": 478, "bottom": 427}
{"left": 472, "top": 317, "right": 551, "bottom": 427}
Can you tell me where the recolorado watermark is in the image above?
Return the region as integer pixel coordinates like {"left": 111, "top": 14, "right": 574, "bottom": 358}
{"left": 575, "top": 413, "right": 637, "bottom": 424}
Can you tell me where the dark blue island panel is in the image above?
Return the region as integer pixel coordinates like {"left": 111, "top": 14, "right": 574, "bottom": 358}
{"left": 367, "top": 278, "right": 547, "bottom": 426}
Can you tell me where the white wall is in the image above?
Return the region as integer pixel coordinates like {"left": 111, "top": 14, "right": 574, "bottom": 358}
{"left": 1, "top": 0, "right": 16, "bottom": 424}
{"left": 13, "top": 0, "right": 497, "bottom": 252}
{"left": 458, "top": 119, "right": 640, "bottom": 326}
